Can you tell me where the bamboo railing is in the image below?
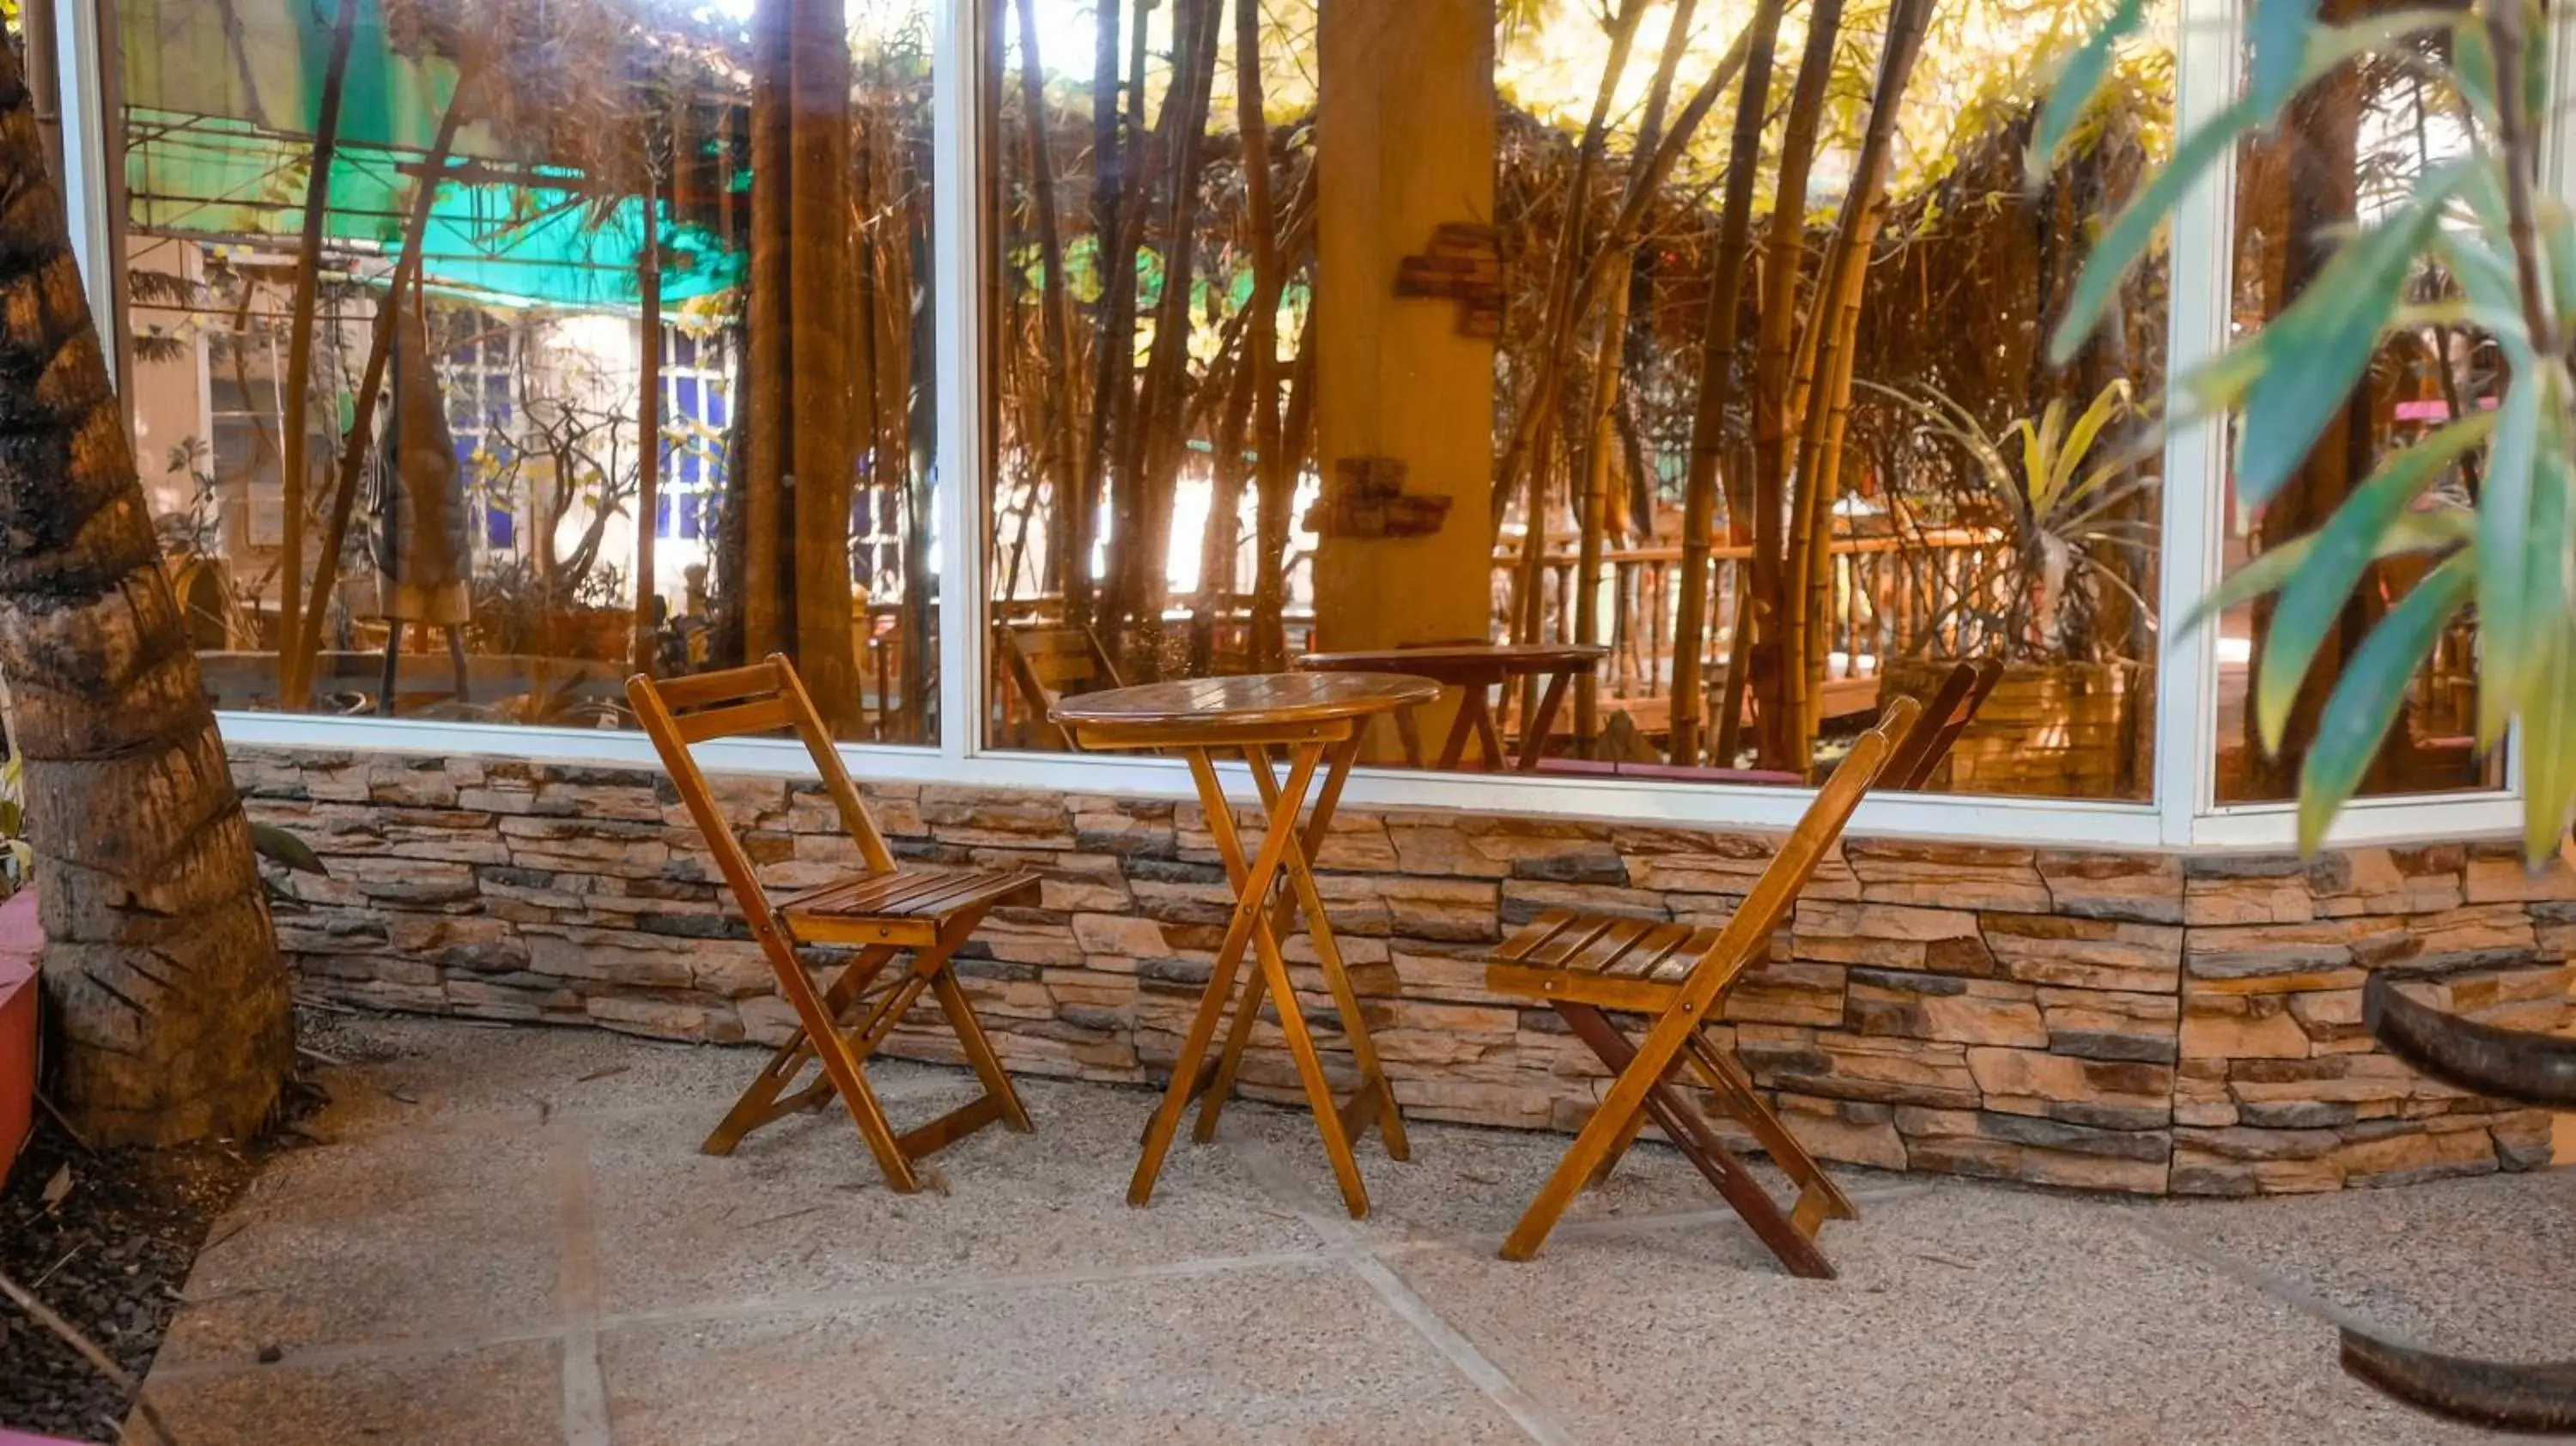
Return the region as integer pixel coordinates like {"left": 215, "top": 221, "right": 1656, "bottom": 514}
{"left": 1492, "top": 526, "right": 2006, "bottom": 712}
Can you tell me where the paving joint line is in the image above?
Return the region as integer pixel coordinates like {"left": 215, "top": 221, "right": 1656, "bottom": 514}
{"left": 1221, "top": 1134, "right": 1583, "bottom": 1446}
{"left": 2123, "top": 1211, "right": 2392, "bottom": 1340}
{"left": 550, "top": 1118, "right": 615, "bottom": 1446}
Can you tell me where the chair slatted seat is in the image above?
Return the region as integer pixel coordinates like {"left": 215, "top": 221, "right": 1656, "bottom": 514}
{"left": 629, "top": 653, "right": 1039, "bottom": 1194}
{"left": 1480, "top": 659, "right": 2001, "bottom": 1277}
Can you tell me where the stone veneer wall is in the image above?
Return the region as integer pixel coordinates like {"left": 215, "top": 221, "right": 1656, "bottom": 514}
{"left": 233, "top": 745, "right": 2573, "bottom": 1195}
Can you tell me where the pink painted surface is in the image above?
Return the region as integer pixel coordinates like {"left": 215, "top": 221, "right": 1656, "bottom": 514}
{"left": 0, "top": 1430, "right": 92, "bottom": 1446}
{"left": 0, "top": 887, "right": 38, "bottom": 1180}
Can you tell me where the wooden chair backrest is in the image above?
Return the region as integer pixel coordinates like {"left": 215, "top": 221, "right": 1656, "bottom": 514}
{"left": 1672, "top": 694, "right": 1921, "bottom": 1020}
{"left": 1878, "top": 658, "right": 2004, "bottom": 792}
{"left": 997, "top": 622, "right": 1124, "bottom": 750}
{"left": 627, "top": 654, "right": 897, "bottom": 925}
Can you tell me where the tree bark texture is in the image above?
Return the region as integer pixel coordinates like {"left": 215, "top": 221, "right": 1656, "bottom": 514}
{"left": 742, "top": 0, "right": 863, "bottom": 735}
{"left": 0, "top": 40, "right": 291, "bottom": 1145}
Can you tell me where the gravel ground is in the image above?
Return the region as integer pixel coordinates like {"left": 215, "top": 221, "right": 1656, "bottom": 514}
{"left": 0, "top": 1008, "right": 355, "bottom": 1443}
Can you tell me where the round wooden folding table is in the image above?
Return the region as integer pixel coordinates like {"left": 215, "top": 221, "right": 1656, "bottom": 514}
{"left": 1294, "top": 643, "right": 1606, "bottom": 771}
{"left": 1052, "top": 672, "right": 1440, "bottom": 1219}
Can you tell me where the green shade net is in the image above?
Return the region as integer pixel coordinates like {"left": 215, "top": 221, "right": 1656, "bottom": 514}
{"left": 121, "top": 0, "right": 738, "bottom": 311}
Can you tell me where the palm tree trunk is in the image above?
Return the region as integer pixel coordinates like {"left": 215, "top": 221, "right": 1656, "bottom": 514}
{"left": 1670, "top": 0, "right": 1786, "bottom": 766}
{"left": 275, "top": 0, "right": 357, "bottom": 704}
{"left": 0, "top": 41, "right": 291, "bottom": 1145}
{"left": 1742, "top": 0, "right": 1845, "bottom": 768}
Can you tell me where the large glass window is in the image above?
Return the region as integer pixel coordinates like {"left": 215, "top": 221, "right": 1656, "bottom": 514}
{"left": 984, "top": 0, "right": 2169, "bottom": 800}
{"left": 117, "top": 0, "right": 939, "bottom": 741}
{"left": 2212, "top": 37, "right": 2500, "bottom": 803}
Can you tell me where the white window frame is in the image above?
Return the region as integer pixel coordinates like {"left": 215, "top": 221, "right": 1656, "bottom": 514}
{"left": 89, "top": 0, "right": 2540, "bottom": 854}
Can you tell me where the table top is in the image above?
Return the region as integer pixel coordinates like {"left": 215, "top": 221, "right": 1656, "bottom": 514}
{"left": 1295, "top": 643, "right": 1607, "bottom": 677}
{"left": 1052, "top": 671, "right": 1442, "bottom": 732}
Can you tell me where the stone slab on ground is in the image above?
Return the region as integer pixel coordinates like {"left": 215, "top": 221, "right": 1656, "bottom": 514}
{"left": 130, "top": 1018, "right": 2572, "bottom": 1445}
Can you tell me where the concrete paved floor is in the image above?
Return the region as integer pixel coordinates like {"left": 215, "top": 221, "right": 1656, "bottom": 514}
{"left": 132, "top": 1017, "right": 2572, "bottom": 1444}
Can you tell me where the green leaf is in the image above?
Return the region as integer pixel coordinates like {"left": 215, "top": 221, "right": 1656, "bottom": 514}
{"left": 250, "top": 823, "right": 329, "bottom": 877}
{"left": 2051, "top": 100, "right": 2257, "bottom": 362}
{"left": 2453, "top": 23, "right": 2498, "bottom": 123}
{"left": 2504, "top": 411, "right": 2576, "bottom": 750}
{"left": 2026, "top": 0, "right": 2147, "bottom": 185}
{"left": 2181, "top": 509, "right": 2473, "bottom": 635}
{"left": 2235, "top": 161, "right": 2475, "bottom": 509}
{"left": 2296, "top": 553, "right": 2476, "bottom": 853}
{"left": 2249, "top": 0, "right": 2323, "bottom": 120}
{"left": 2051, "top": 9, "right": 2464, "bottom": 365}
{"left": 2255, "top": 414, "right": 2491, "bottom": 752}
{"left": 2518, "top": 600, "right": 2576, "bottom": 864}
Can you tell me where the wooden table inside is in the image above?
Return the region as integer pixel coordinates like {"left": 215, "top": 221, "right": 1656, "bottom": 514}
{"left": 1053, "top": 672, "right": 1441, "bottom": 1219}
{"left": 1294, "top": 643, "right": 1607, "bottom": 773}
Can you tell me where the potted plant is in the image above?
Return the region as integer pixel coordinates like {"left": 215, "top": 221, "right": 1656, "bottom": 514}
{"left": 1872, "top": 376, "right": 2160, "bottom": 797}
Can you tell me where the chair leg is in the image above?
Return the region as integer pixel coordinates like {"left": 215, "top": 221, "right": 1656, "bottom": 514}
{"left": 1585, "top": 1107, "right": 1654, "bottom": 1190}
{"left": 1553, "top": 1005, "right": 1831, "bottom": 1279}
{"left": 1682, "top": 1031, "right": 1855, "bottom": 1223}
{"left": 933, "top": 967, "right": 1034, "bottom": 1133}
{"left": 703, "top": 945, "right": 896, "bottom": 1157}
{"left": 778, "top": 952, "right": 920, "bottom": 1194}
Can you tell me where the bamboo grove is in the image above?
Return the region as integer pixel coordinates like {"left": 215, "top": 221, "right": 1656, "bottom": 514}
{"left": 993, "top": 0, "right": 2174, "bottom": 778}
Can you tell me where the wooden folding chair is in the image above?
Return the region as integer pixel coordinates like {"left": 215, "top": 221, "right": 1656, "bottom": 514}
{"left": 1483, "top": 694, "right": 1924, "bottom": 1277}
{"left": 628, "top": 654, "right": 1040, "bottom": 1193}
{"left": 995, "top": 620, "right": 1124, "bottom": 750}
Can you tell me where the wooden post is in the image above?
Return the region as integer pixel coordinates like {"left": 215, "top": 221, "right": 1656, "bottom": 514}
{"left": 1313, "top": 0, "right": 1497, "bottom": 758}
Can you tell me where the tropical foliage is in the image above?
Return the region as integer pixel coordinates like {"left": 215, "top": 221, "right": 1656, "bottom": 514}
{"left": 2038, "top": 0, "right": 2563, "bottom": 854}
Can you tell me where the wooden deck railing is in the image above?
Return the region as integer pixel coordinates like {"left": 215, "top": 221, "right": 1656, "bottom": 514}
{"left": 1492, "top": 526, "right": 2008, "bottom": 708}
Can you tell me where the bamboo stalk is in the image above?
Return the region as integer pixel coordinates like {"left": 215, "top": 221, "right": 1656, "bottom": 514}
{"left": 1105, "top": 0, "right": 1222, "bottom": 667}
{"left": 1014, "top": 0, "right": 1085, "bottom": 603}
{"left": 632, "top": 142, "right": 662, "bottom": 678}
{"left": 1671, "top": 0, "right": 1789, "bottom": 766}
{"left": 1741, "top": 0, "right": 1847, "bottom": 768}
{"left": 273, "top": 0, "right": 356, "bottom": 706}
{"left": 1784, "top": 0, "right": 1934, "bottom": 756}
{"left": 1253, "top": 305, "right": 1317, "bottom": 668}
{"left": 283, "top": 63, "right": 477, "bottom": 709}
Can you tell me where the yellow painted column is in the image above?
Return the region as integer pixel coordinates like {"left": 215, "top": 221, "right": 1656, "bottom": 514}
{"left": 1313, "top": 0, "right": 1498, "bottom": 759}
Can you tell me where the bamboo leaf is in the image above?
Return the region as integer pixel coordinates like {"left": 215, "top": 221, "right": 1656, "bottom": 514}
{"left": 2256, "top": 414, "right": 2492, "bottom": 752}
{"left": 2249, "top": 0, "right": 2322, "bottom": 120}
{"left": 2235, "top": 161, "right": 2474, "bottom": 509}
{"left": 2503, "top": 413, "right": 2576, "bottom": 753}
{"left": 2026, "top": 0, "right": 2146, "bottom": 183}
{"left": 2297, "top": 553, "right": 2476, "bottom": 853}
{"left": 2182, "top": 509, "right": 2474, "bottom": 635}
{"left": 2051, "top": 9, "right": 2463, "bottom": 363}
{"left": 2517, "top": 531, "right": 2576, "bottom": 864}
